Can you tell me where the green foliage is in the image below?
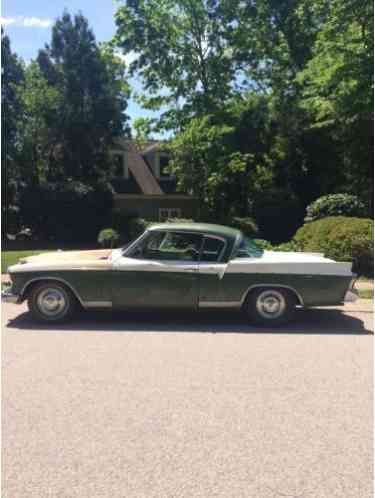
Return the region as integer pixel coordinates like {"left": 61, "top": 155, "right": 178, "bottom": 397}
{"left": 19, "top": 181, "right": 114, "bottom": 243}
{"left": 294, "top": 217, "right": 374, "bottom": 276}
{"left": 114, "top": 0, "right": 238, "bottom": 130}
{"left": 228, "top": 217, "right": 258, "bottom": 238}
{"left": 253, "top": 239, "right": 274, "bottom": 250}
{"left": 168, "top": 96, "right": 276, "bottom": 219}
{"left": 98, "top": 228, "right": 120, "bottom": 248}
{"left": 305, "top": 194, "right": 367, "bottom": 222}
{"left": 1, "top": 31, "right": 25, "bottom": 234}
{"left": 273, "top": 241, "right": 299, "bottom": 252}
{"left": 297, "top": 0, "right": 373, "bottom": 206}
{"left": 36, "top": 12, "right": 130, "bottom": 182}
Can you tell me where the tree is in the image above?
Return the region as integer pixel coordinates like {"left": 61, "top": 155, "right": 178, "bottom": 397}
{"left": 17, "top": 62, "right": 61, "bottom": 186}
{"left": 297, "top": 0, "right": 374, "bottom": 208}
{"left": 1, "top": 30, "right": 24, "bottom": 231}
{"left": 114, "top": 0, "right": 239, "bottom": 132}
{"left": 168, "top": 95, "right": 276, "bottom": 219}
{"left": 37, "top": 11, "right": 130, "bottom": 182}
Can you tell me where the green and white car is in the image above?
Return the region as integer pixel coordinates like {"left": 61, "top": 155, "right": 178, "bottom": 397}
{"left": 2, "top": 223, "right": 358, "bottom": 325}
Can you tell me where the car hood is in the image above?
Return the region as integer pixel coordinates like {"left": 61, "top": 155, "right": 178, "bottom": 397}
{"left": 9, "top": 249, "right": 113, "bottom": 273}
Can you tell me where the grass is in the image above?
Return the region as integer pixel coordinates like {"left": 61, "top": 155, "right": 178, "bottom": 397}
{"left": 358, "top": 288, "right": 374, "bottom": 300}
{"left": 1, "top": 250, "right": 49, "bottom": 273}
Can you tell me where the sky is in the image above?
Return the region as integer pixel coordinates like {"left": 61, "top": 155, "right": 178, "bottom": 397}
{"left": 1, "top": 0, "right": 162, "bottom": 133}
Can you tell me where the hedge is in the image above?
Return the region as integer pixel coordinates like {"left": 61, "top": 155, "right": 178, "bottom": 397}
{"left": 19, "top": 181, "right": 114, "bottom": 243}
{"left": 294, "top": 216, "right": 373, "bottom": 277}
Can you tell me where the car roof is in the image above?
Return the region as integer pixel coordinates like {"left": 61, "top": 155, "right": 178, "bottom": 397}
{"left": 148, "top": 223, "right": 241, "bottom": 240}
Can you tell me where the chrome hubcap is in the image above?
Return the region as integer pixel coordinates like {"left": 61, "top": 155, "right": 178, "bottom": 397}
{"left": 37, "top": 288, "right": 67, "bottom": 316}
{"left": 256, "top": 290, "right": 286, "bottom": 319}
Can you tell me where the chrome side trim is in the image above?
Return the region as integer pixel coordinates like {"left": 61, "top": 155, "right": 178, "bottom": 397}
{"left": 83, "top": 301, "right": 113, "bottom": 308}
{"left": 20, "top": 277, "right": 86, "bottom": 307}
{"left": 240, "top": 284, "right": 304, "bottom": 306}
{"left": 199, "top": 301, "right": 241, "bottom": 308}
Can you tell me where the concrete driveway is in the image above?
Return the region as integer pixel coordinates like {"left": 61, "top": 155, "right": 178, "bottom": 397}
{"left": 2, "top": 302, "right": 373, "bottom": 498}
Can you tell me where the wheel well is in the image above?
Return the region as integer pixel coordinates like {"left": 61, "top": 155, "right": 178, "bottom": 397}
{"left": 21, "top": 278, "right": 83, "bottom": 307}
{"left": 243, "top": 285, "right": 303, "bottom": 307}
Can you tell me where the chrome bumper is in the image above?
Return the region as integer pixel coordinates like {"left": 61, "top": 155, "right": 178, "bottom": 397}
{"left": 1, "top": 289, "right": 19, "bottom": 304}
{"left": 344, "top": 289, "right": 359, "bottom": 303}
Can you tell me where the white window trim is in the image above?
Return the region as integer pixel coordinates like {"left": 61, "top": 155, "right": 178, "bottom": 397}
{"left": 159, "top": 207, "right": 181, "bottom": 221}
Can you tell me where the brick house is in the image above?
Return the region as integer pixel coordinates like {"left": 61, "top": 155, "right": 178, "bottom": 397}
{"left": 110, "top": 139, "right": 198, "bottom": 221}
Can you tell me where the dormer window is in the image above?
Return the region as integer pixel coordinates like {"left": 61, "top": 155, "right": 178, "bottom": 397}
{"left": 159, "top": 154, "right": 171, "bottom": 178}
{"left": 111, "top": 150, "right": 128, "bottom": 178}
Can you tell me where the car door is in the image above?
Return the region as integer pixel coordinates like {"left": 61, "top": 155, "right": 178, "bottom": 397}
{"left": 111, "top": 230, "right": 202, "bottom": 309}
{"left": 198, "top": 235, "right": 229, "bottom": 305}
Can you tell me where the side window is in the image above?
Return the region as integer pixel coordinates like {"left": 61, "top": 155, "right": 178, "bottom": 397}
{"left": 130, "top": 231, "right": 202, "bottom": 261}
{"left": 200, "top": 237, "right": 225, "bottom": 262}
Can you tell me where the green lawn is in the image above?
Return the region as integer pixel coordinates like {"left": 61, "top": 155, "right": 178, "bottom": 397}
{"left": 1, "top": 250, "right": 49, "bottom": 273}
{"left": 358, "top": 288, "right": 374, "bottom": 300}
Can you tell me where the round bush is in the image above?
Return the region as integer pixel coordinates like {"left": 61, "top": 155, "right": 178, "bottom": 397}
{"left": 98, "top": 228, "right": 120, "bottom": 248}
{"left": 274, "top": 241, "right": 298, "bottom": 252}
{"left": 294, "top": 217, "right": 373, "bottom": 276}
{"left": 305, "top": 194, "right": 366, "bottom": 223}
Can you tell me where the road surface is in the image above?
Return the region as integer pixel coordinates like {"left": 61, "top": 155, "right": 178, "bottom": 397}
{"left": 2, "top": 302, "right": 373, "bottom": 497}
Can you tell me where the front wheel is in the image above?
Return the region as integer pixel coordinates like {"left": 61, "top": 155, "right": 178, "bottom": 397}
{"left": 243, "top": 287, "right": 296, "bottom": 326}
{"left": 27, "top": 282, "right": 77, "bottom": 323}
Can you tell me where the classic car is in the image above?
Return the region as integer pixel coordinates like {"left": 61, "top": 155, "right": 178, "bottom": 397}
{"left": 2, "top": 223, "right": 358, "bottom": 325}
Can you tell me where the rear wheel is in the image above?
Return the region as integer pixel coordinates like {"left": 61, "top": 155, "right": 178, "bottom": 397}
{"left": 243, "top": 287, "right": 296, "bottom": 326}
{"left": 27, "top": 282, "right": 77, "bottom": 323}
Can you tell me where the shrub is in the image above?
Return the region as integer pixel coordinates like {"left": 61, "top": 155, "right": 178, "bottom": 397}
{"left": 228, "top": 217, "right": 258, "bottom": 237}
{"left": 305, "top": 194, "right": 366, "bottom": 223}
{"left": 253, "top": 239, "right": 273, "bottom": 250}
{"left": 98, "top": 228, "right": 120, "bottom": 248}
{"left": 274, "top": 240, "right": 299, "bottom": 252}
{"left": 294, "top": 217, "right": 374, "bottom": 276}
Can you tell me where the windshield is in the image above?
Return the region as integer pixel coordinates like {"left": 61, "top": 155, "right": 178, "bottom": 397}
{"left": 233, "top": 236, "right": 264, "bottom": 258}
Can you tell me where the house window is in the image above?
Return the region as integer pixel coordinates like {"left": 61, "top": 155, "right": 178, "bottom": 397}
{"left": 111, "top": 151, "right": 128, "bottom": 178}
{"left": 159, "top": 154, "right": 171, "bottom": 178}
{"left": 159, "top": 208, "right": 181, "bottom": 221}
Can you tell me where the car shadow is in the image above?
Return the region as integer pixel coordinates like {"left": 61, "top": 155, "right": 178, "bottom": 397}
{"left": 6, "top": 308, "right": 373, "bottom": 335}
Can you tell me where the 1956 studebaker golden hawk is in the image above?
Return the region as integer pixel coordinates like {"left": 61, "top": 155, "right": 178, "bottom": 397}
{"left": 2, "top": 223, "right": 358, "bottom": 325}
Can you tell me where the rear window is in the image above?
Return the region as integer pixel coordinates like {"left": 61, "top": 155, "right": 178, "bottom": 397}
{"left": 233, "top": 237, "right": 264, "bottom": 258}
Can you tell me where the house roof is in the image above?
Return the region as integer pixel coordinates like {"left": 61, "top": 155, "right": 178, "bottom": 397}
{"left": 125, "top": 142, "right": 163, "bottom": 195}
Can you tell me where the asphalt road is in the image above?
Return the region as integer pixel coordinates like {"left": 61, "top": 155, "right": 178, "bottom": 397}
{"left": 2, "top": 302, "right": 373, "bottom": 498}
